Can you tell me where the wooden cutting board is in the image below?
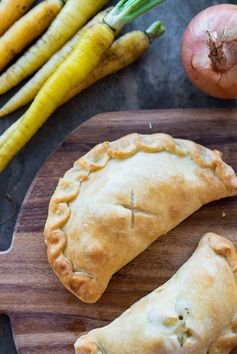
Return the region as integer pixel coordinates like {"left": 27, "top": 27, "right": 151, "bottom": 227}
{"left": 0, "top": 109, "right": 237, "bottom": 354}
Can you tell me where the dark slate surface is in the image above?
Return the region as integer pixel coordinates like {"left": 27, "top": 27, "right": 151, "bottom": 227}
{"left": 0, "top": 0, "right": 237, "bottom": 352}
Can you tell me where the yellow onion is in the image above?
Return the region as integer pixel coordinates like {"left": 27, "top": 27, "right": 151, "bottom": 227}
{"left": 182, "top": 4, "right": 237, "bottom": 99}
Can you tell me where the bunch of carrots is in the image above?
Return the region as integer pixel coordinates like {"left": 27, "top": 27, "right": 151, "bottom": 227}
{"left": 0, "top": 0, "right": 166, "bottom": 172}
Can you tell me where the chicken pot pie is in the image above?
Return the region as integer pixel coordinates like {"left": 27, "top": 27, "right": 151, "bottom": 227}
{"left": 44, "top": 133, "right": 237, "bottom": 303}
{"left": 75, "top": 233, "right": 237, "bottom": 354}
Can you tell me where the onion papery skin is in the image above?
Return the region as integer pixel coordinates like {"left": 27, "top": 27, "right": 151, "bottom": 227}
{"left": 182, "top": 4, "right": 237, "bottom": 99}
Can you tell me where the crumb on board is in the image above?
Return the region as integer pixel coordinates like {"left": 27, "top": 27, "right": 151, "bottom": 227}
{"left": 222, "top": 212, "right": 226, "bottom": 217}
{"left": 149, "top": 122, "right": 153, "bottom": 129}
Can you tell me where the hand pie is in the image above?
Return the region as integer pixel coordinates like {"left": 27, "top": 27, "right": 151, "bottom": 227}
{"left": 75, "top": 233, "right": 237, "bottom": 354}
{"left": 44, "top": 133, "right": 237, "bottom": 303}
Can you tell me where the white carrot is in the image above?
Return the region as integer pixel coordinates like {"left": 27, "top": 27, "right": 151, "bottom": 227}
{"left": 0, "top": 0, "right": 109, "bottom": 95}
{"left": 0, "top": 0, "right": 165, "bottom": 172}
{"left": 0, "top": 9, "right": 110, "bottom": 117}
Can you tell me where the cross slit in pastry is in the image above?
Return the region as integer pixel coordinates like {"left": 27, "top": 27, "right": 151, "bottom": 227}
{"left": 44, "top": 133, "right": 237, "bottom": 303}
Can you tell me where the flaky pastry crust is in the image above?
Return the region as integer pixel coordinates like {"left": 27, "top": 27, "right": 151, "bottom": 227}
{"left": 44, "top": 133, "right": 237, "bottom": 303}
{"left": 75, "top": 233, "right": 237, "bottom": 354}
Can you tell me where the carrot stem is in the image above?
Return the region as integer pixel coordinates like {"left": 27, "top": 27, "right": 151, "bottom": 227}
{"left": 145, "top": 20, "right": 165, "bottom": 42}
{"left": 104, "top": 0, "right": 165, "bottom": 31}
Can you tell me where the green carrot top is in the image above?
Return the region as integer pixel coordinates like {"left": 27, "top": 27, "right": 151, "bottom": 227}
{"left": 105, "top": 0, "right": 165, "bottom": 31}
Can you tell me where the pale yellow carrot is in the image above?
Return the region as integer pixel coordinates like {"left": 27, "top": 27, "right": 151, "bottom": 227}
{"left": 0, "top": 120, "right": 19, "bottom": 147}
{"left": 0, "top": 0, "right": 109, "bottom": 95}
{"left": 0, "top": 22, "right": 164, "bottom": 117}
{"left": 0, "top": 23, "right": 114, "bottom": 170}
{"left": 0, "top": 8, "right": 111, "bottom": 117}
{"left": 63, "top": 29, "right": 162, "bottom": 104}
{"left": 0, "top": 0, "right": 35, "bottom": 37}
{"left": 0, "top": 0, "right": 62, "bottom": 71}
{"left": 0, "top": 0, "right": 165, "bottom": 171}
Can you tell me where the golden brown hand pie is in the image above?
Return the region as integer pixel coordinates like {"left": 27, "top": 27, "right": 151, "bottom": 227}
{"left": 75, "top": 233, "right": 237, "bottom": 354}
{"left": 44, "top": 133, "right": 237, "bottom": 303}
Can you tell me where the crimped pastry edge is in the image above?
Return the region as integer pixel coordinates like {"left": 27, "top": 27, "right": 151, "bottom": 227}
{"left": 74, "top": 233, "right": 237, "bottom": 354}
{"left": 196, "top": 233, "right": 237, "bottom": 354}
{"left": 44, "top": 133, "right": 237, "bottom": 303}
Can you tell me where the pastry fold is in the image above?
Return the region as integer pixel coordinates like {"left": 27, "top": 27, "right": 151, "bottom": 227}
{"left": 75, "top": 233, "right": 237, "bottom": 354}
{"left": 44, "top": 133, "right": 237, "bottom": 303}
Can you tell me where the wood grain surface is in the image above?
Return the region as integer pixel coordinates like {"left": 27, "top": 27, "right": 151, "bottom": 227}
{"left": 0, "top": 109, "right": 237, "bottom": 354}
